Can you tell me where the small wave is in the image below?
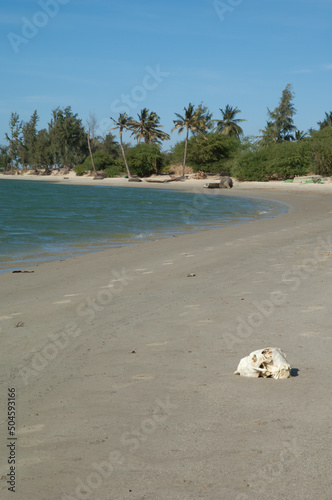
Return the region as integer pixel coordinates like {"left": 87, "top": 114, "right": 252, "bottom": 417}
{"left": 136, "top": 233, "right": 154, "bottom": 239}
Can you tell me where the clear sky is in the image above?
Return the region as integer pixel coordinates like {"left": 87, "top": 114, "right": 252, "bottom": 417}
{"left": 1, "top": 0, "right": 332, "bottom": 149}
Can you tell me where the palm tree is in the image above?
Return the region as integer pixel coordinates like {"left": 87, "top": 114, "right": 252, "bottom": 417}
{"left": 109, "top": 113, "right": 134, "bottom": 178}
{"left": 147, "top": 114, "right": 170, "bottom": 145}
{"left": 295, "top": 130, "right": 307, "bottom": 141}
{"left": 318, "top": 111, "right": 332, "bottom": 130}
{"left": 192, "top": 103, "right": 213, "bottom": 136}
{"left": 213, "top": 105, "right": 246, "bottom": 138}
{"left": 131, "top": 108, "right": 149, "bottom": 144}
{"left": 131, "top": 108, "right": 170, "bottom": 145}
{"left": 87, "top": 128, "right": 97, "bottom": 175}
{"left": 172, "top": 103, "right": 206, "bottom": 178}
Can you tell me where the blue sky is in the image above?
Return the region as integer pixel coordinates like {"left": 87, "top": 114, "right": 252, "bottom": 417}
{"left": 1, "top": 0, "right": 332, "bottom": 149}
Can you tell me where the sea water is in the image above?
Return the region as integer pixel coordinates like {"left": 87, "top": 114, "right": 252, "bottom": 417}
{"left": 0, "top": 179, "right": 287, "bottom": 272}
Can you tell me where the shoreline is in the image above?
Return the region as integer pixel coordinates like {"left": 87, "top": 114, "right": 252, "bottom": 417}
{"left": 2, "top": 170, "right": 332, "bottom": 193}
{"left": 1, "top": 184, "right": 332, "bottom": 498}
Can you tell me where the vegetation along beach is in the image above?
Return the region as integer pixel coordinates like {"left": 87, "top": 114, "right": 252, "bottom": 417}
{"left": 1, "top": 1, "right": 332, "bottom": 499}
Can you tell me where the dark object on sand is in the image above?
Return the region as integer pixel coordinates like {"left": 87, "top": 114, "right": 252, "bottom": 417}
{"left": 145, "top": 176, "right": 183, "bottom": 184}
{"left": 12, "top": 270, "right": 34, "bottom": 273}
{"left": 220, "top": 176, "right": 233, "bottom": 189}
{"left": 128, "top": 177, "right": 142, "bottom": 182}
{"left": 93, "top": 172, "right": 107, "bottom": 180}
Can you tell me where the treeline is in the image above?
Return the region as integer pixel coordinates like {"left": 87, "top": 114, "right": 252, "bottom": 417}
{"left": 1, "top": 85, "right": 332, "bottom": 180}
{"left": 0, "top": 106, "right": 170, "bottom": 178}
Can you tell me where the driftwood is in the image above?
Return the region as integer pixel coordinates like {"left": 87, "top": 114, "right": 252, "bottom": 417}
{"left": 128, "top": 177, "right": 142, "bottom": 182}
{"left": 145, "top": 179, "right": 168, "bottom": 184}
{"left": 12, "top": 270, "right": 34, "bottom": 273}
{"left": 145, "top": 176, "right": 183, "bottom": 184}
{"left": 205, "top": 182, "right": 220, "bottom": 189}
{"left": 166, "top": 176, "right": 183, "bottom": 182}
{"left": 93, "top": 172, "right": 107, "bottom": 180}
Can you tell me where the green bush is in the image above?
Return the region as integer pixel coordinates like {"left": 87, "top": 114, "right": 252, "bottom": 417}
{"left": 309, "top": 127, "right": 332, "bottom": 176}
{"left": 170, "top": 133, "right": 240, "bottom": 174}
{"left": 126, "top": 144, "right": 164, "bottom": 177}
{"left": 266, "top": 141, "right": 311, "bottom": 179}
{"left": 74, "top": 163, "right": 92, "bottom": 176}
{"left": 74, "top": 151, "right": 117, "bottom": 175}
{"left": 232, "top": 149, "right": 270, "bottom": 181}
{"left": 104, "top": 165, "right": 124, "bottom": 177}
{"left": 232, "top": 140, "right": 311, "bottom": 181}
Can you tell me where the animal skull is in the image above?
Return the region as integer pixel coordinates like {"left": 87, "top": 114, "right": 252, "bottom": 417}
{"left": 234, "top": 347, "right": 291, "bottom": 379}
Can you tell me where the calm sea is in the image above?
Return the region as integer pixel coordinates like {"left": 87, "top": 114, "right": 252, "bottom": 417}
{"left": 0, "top": 179, "right": 287, "bottom": 272}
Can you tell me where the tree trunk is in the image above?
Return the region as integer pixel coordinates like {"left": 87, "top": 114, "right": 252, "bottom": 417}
{"left": 87, "top": 128, "right": 97, "bottom": 174}
{"left": 182, "top": 128, "right": 189, "bottom": 178}
{"left": 120, "top": 133, "right": 132, "bottom": 178}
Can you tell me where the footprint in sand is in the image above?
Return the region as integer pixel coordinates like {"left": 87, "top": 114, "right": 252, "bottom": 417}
{"left": 19, "top": 437, "right": 44, "bottom": 447}
{"left": 113, "top": 381, "right": 137, "bottom": 389}
{"left": 147, "top": 342, "right": 169, "bottom": 346}
{"left": 299, "top": 331, "right": 321, "bottom": 337}
{"left": 132, "top": 374, "right": 155, "bottom": 380}
{"left": 301, "top": 306, "right": 325, "bottom": 312}
{"left": 179, "top": 304, "right": 200, "bottom": 317}
{"left": 16, "top": 423, "right": 45, "bottom": 435}
{"left": 64, "top": 293, "right": 84, "bottom": 297}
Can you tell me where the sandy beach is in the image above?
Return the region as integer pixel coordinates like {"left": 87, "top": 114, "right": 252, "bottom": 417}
{"left": 1, "top": 175, "right": 332, "bottom": 499}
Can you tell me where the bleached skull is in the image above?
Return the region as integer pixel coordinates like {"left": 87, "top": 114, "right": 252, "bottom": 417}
{"left": 234, "top": 348, "right": 291, "bottom": 379}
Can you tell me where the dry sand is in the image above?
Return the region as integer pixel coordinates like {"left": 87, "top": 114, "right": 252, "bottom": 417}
{"left": 1, "top": 175, "right": 332, "bottom": 500}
